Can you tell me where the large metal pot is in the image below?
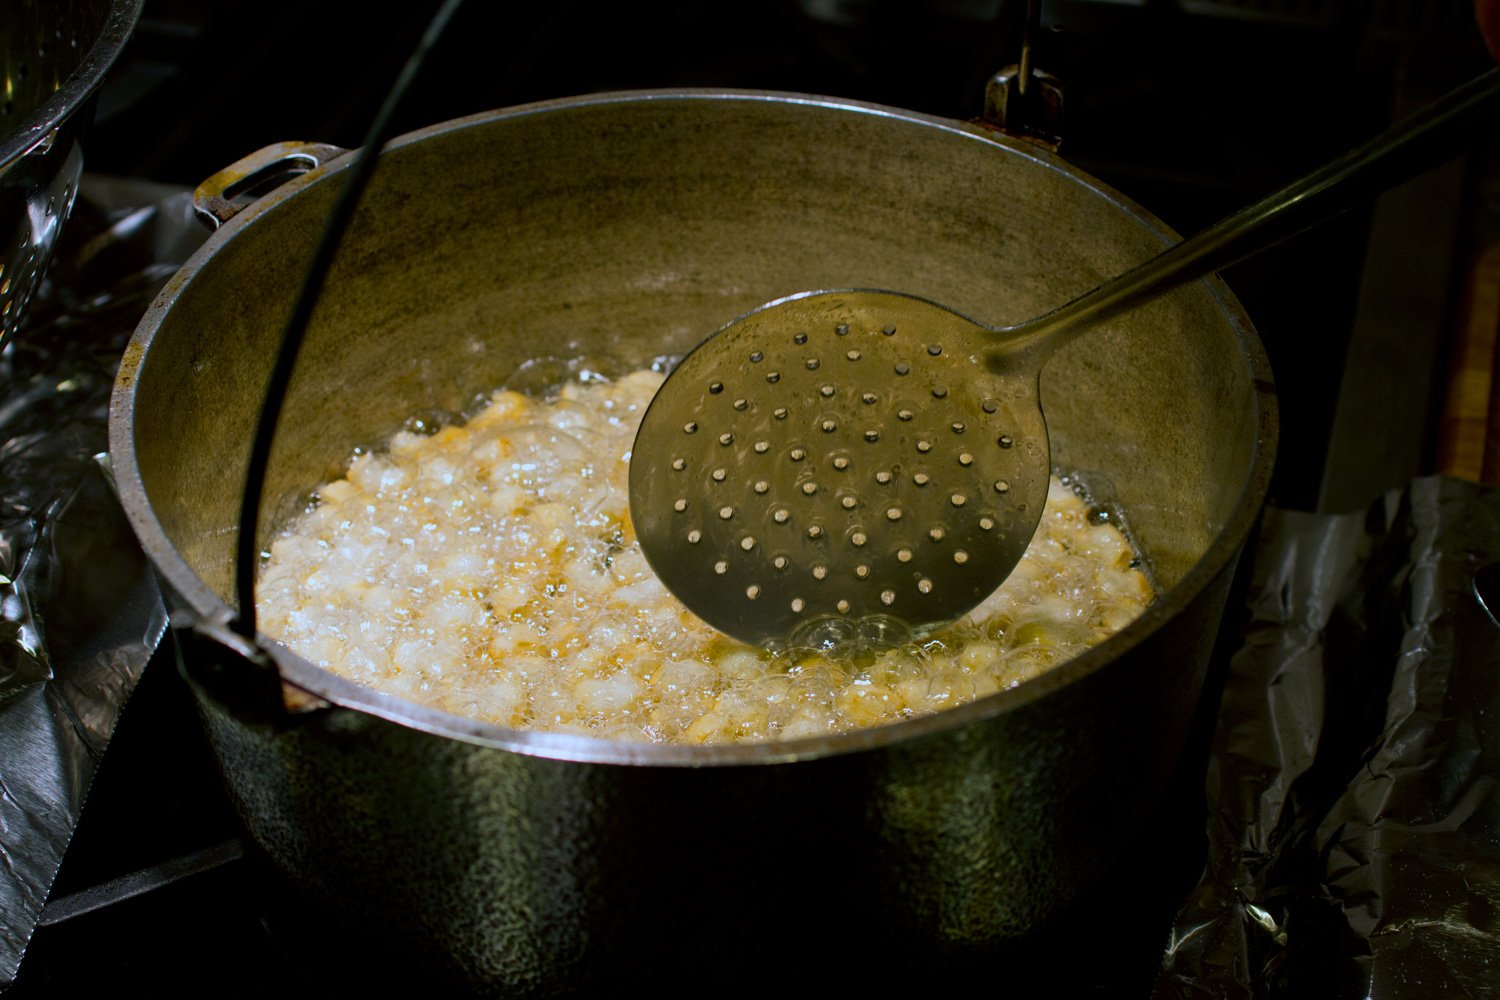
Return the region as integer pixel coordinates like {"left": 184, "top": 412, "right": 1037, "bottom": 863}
{"left": 110, "top": 91, "right": 1275, "bottom": 993}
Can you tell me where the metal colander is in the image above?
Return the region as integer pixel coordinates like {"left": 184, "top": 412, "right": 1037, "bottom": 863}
{"left": 0, "top": 0, "right": 141, "bottom": 342}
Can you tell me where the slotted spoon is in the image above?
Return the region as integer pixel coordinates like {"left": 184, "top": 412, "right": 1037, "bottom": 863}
{"left": 631, "top": 68, "right": 1500, "bottom": 650}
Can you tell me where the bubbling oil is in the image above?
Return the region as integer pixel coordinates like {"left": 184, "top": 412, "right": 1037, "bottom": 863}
{"left": 255, "top": 362, "right": 1154, "bottom": 744}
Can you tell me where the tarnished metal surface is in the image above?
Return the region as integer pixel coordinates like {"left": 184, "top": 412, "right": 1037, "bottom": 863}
{"left": 109, "top": 92, "right": 1276, "bottom": 991}
{"left": 191, "top": 141, "right": 348, "bottom": 230}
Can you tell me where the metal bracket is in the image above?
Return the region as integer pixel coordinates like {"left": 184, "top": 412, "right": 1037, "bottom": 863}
{"left": 191, "top": 140, "right": 347, "bottom": 230}
{"left": 171, "top": 608, "right": 330, "bottom": 727}
{"left": 982, "top": 63, "right": 1066, "bottom": 151}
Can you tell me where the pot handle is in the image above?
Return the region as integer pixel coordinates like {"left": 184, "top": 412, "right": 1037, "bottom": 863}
{"left": 980, "top": 65, "right": 1064, "bottom": 150}
{"left": 976, "top": 0, "right": 1063, "bottom": 149}
{"left": 192, "top": 141, "right": 348, "bottom": 231}
{"left": 171, "top": 610, "right": 331, "bottom": 727}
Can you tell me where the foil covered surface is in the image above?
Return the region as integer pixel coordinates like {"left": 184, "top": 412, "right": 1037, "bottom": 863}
{"left": 1158, "top": 477, "right": 1500, "bottom": 998}
{"left": 0, "top": 179, "right": 196, "bottom": 985}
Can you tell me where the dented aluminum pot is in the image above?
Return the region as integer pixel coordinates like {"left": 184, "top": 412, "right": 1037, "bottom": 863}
{"left": 109, "top": 91, "right": 1275, "bottom": 994}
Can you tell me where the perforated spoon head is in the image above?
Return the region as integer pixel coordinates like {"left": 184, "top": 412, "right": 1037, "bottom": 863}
{"left": 629, "top": 290, "right": 1050, "bottom": 650}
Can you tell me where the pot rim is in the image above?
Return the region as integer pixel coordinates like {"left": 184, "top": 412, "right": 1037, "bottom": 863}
{"left": 109, "top": 87, "right": 1278, "bottom": 768}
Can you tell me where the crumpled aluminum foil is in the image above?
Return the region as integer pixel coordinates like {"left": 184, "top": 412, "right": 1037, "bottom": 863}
{"left": 1158, "top": 476, "right": 1500, "bottom": 998}
{"left": 0, "top": 179, "right": 199, "bottom": 986}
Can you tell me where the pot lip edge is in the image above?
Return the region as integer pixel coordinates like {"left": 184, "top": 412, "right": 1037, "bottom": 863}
{"left": 109, "top": 87, "right": 1279, "bottom": 767}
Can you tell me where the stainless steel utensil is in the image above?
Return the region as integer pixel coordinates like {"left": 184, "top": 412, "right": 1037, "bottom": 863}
{"left": 0, "top": 0, "right": 142, "bottom": 343}
{"left": 632, "top": 68, "right": 1500, "bottom": 649}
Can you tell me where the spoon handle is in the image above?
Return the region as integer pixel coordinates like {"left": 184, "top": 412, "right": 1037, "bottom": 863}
{"left": 1001, "top": 67, "right": 1500, "bottom": 356}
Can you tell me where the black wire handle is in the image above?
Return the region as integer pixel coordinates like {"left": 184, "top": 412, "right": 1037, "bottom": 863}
{"left": 232, "top": 0, "right": 466, "bottom": 641}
